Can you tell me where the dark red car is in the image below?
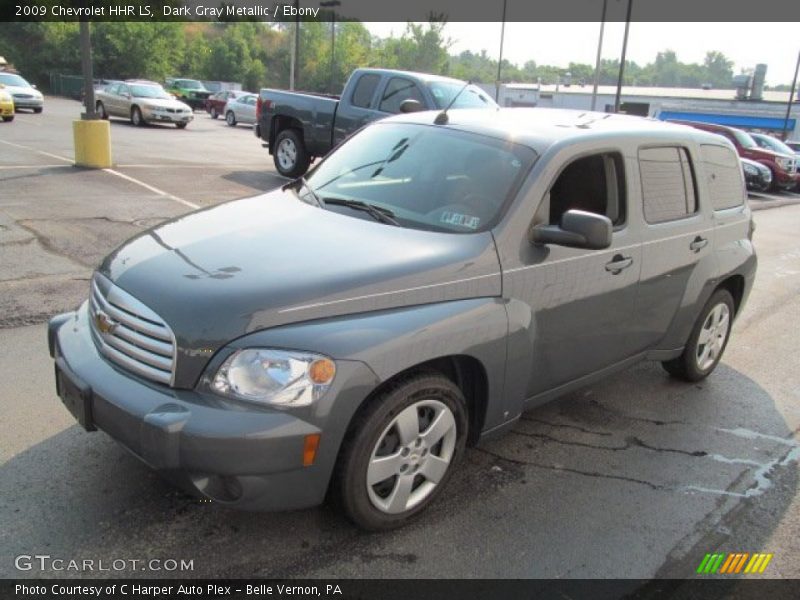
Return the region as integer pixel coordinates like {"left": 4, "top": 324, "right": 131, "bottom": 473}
{"left": 205, "top": 90, "right": 247, "bottom": 120}
{"left": 670, "top": 120, "right": 799, "bottom": 191}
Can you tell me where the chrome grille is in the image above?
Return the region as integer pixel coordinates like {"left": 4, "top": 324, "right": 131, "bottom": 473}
{"left": 89, "top": 274, "right": 176, "bottom": 385}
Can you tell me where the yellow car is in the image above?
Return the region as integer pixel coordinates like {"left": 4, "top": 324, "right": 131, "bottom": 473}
{"left": 0, "top": 85, "right": 14, "bottom": 122}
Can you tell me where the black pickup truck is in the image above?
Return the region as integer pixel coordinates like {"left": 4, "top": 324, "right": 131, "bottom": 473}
{"left": 255, "top": 68, "right": 497, "bottom": 177}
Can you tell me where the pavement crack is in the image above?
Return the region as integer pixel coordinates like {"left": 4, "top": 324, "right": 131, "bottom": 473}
{"left": 510, "top": 429, "right": 708, "bottom": 458}
{"left": 14, "top": 220, "right": 94, "bottom": 268}
{"left": 518, "top": 416, "right": 613, "bottom": 436}
{"left": 475, "top": 447, "right": 667, "bottom": 491}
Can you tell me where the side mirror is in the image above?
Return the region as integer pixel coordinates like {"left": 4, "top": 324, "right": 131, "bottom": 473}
{"left": 530, "top": 209, "right": 612, "bottom": 250}
{"left": 399, "top": 99, "right": 424, "bottom": 114}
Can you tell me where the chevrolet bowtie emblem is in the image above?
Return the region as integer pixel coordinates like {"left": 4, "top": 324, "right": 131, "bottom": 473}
{"left": 95, "top": 311, "right": 118, "bottom": 335}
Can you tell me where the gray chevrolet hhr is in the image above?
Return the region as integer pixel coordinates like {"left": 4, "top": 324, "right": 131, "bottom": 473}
{"left": 49, "top": 108, "right": 756, "bottom": 530}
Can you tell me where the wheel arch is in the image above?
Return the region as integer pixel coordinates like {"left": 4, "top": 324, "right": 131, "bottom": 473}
{"left": 716, "top": 273, "right": 745, "bottom": 316}
{"left": 269, "top": 115, "right": 304, "bottom": 154}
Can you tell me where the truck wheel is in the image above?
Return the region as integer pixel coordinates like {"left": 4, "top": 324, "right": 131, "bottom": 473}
{"left": 96, "top": 101, "right": 108, "bottom": 120}
{"left": 274, "top": 129, "right": 311, "bottom": 178}
{"left": 662, "top": 289, "right": 734, "bottom": 382}
{"left": 334, "top": 372, "right": 468, "bottom": 530}
{"left": 226, "top": 111, "right": 237, "bottom": 127}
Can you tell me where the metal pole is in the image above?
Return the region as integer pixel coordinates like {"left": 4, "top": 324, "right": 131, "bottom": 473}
{"left": 591, "top": 0, "right": 608, "bottom": 111}
{"left": 79, "top": 21, "right": 96, "bottom": 119}
{"left": 289, "top": 1, "right": 298, "bottom": 89}
{"left": 614, "top": 0, "right": 632, "bottom": 113}
{"left": 781, "top": 50, "right": 800, "bottom": 141}
{"left": 329, "top": 13, "right": 336, "bottom": 93}
{"left": 293, "top": 0, "right": 301, "bottom": 89}
{"left": 495, "top": 0, "right": 507, "bottom": 102}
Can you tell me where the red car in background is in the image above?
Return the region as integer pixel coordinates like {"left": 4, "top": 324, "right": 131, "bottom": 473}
{"left": 670, "top": 120, "right": 799, "bottom": 191}
{"left": 205, "top": 90, "right": 247, "bottom": 119}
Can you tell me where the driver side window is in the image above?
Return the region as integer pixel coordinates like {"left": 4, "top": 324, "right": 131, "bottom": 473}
{"left": 537, "top": 152, "right": 626, "bottom": 227}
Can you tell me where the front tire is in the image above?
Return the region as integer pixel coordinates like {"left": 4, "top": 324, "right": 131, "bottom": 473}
{"left": 2, "top": 116, "right": 13, "bottom": 122}
{"left": 131, "top": 106, "right": 144, "bottom": 127}
{"left": 334, "top": 372, "right": 468, "bottom": 531}
{"left": 33, "top": 107, "right": 43, "bottom": 114}
{"left": 662, "top": 289, "right": 734, "bottom": 382}
{"left": 175, "top": 122, "right": 188, "bottom": 129}
{"left": 210, "top": 107, "right": 218, "bottom": 119}
{"left": 226, "top": 111, "right": 236, "bottom": 127}
{"left": 273, "top": 128, "right": 311, "bottom": 178}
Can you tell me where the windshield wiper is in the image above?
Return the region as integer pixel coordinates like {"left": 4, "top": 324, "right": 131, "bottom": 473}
{"left": 322, "top": 198, "right": 400, "bottom": 226}
{"left": 282, "top": 176, "right": 324, "bottom": 207}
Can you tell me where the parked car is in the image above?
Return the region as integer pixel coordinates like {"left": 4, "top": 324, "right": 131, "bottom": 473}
{"left": 95, "top": 80, "right": 193, "bottom": 128}
{"left": 0, "top": 85, "right": 14, "bottom": 122}
{"left": 49, "top": 109, "right": 755, "bottom": 530}
{"left": 670, "top": 120, "right": 798, "bottom": 191}
{"left": 0, "top": 72, "right": 43, "bottom": 113}
{"left": 741, "top": 157, "right": 772, "bottom": 192}
{"left": 224, "top": 93, "right": 258, "bottom": 127}
{"left": 256, "top": 68, "right": 497, "bottom": 177}
{"left": 206, "top": 90, "right": 246, "bottom": 119}
{"left": 165, "top": 78, "right": 211, "bottom": 110}
{"left": 785, "top": 140, "right": 800, "bottom": 154}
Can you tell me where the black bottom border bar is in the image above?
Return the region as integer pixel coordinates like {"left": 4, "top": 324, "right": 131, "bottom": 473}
{"left": 4, "top": 579, "right": 800, "bottom": 600}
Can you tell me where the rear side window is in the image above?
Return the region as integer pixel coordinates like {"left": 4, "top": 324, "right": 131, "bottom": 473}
{"left": 351, "top": 74, "right": 380, "bottom": 108}
{"left": 639, "top": 146, "right": 697, "bottom": 223}
{"left": 379, "top": 78, "right": 425, "bottom": 114}
{"left": 700, "top": 144, "right": 745, "bottom": 210}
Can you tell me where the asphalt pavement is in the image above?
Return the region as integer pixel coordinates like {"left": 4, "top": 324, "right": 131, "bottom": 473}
{"left": 1, "top": 97, "right": 799, "bottom": 581}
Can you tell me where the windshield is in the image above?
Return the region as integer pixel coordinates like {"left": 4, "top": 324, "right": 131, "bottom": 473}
{"left": 304, "top": 123, "right": 535, "bottom": 233}
{"left": 428, "top": 81, "right": 496, "bottom": 109}
{"left": 130, "top": 85, "right": 171, "bottom": 99}
{"left": 753, "top": 134, "right": 794, "bottom": 156}
{"left": 177, "top": 80, "right": 205, "bottom": 90}
{"left": 0, "top": 73, "right": 31, "bottom": 88}
{"left": 731, "top": 128, "right": 757, "bottom": 149}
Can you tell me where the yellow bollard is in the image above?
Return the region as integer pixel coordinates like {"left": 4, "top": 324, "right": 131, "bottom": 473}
{"left": 73, "top": 119, "right": 112, "bottom": 168}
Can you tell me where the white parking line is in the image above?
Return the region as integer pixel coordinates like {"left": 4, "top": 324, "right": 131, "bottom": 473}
{"left": 0, "top": 165, "right": 72, "bottom": 170}
{"left": 103, "top": 168, "right": 199, "bottom": 209}
{"left": 0, "top": 139, "right": 72, "bottom": 163}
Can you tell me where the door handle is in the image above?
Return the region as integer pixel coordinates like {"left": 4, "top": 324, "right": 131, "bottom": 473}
{"left": 605, "top": 254, "right": 633, "bottom": 274}
{"left": 690, "top": 236, "right": 709, "bottom": 252}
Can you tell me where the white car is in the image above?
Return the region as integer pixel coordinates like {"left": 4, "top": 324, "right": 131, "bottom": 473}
{"left": 0, "top": 72, "right": 44, "bottom": 112}
{"left": 224, "top": 94, "right": 258, "bottom": 127}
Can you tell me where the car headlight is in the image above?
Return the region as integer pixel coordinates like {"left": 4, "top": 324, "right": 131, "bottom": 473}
{"left": 776, "top": 157, "right": 791, "bottom": 170}
{"left": 743, "top": 163, "right": 758, "bottom": 176}
{"left": 210, "top": 348, "right": 336, "bottom": 407}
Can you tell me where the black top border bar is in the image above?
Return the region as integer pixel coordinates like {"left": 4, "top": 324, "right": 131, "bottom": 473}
{"left": 2, "top": 0, "right": 800, "bottom": 23}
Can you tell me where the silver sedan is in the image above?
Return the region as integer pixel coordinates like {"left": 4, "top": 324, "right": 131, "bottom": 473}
{"left": 95, "top": 81, "right": 193, "bottom": 128}
{"left": 223, "top": 94, "right": 258, "bottom": 127}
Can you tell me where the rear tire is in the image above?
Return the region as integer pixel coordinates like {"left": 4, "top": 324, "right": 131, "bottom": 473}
{"left": 210, "top": 107, "right": 218, "bottom": 119}
{"left": 662, "top": 289, "right": 734, "bottom": 382}
{"left": 33, "top": 107, "right": 43, "bottom": 114}
{"left": 96, "top": 101, "right": 108, "bottom": 120}
{"left": 273, "top": 128, "right": 311, "bottom": 178}
{"left": 226, "top": 111, "right": 236, "bottom": 126}
{"left": 333, "top": 372, "right": 468, "bottom": 531}
{"left": 2, "top": 116, "right": 13, "bottom": 122}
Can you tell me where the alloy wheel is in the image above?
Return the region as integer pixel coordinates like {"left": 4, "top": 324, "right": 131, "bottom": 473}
{"left": 696, "top": 302, "right": 730, "bottom": 371}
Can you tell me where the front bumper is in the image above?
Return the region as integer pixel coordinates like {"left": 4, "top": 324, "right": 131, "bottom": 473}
{"left": 142, "top": 110, "right": 194, "bottom": 124}
{"left": 12, "top": 96, "right": 43, "bottom": 109}
{"left": 49, "top": 304, "right": 378, "bottom": 511}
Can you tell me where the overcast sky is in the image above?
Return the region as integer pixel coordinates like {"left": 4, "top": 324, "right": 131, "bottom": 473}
{"left": 364, "top": 22, "right": 800, "bottom": 86}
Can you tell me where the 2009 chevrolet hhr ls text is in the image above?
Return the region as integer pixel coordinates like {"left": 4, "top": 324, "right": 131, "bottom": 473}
{"left": 49, "top": 108, "right": 756, "bottom": 530}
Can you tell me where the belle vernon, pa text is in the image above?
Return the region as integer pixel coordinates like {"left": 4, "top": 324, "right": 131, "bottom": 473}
{"left": 16, "top": 584, "right": 343, "bottom": 597}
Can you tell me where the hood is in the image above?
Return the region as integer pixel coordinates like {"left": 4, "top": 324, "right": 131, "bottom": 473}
{"left": 136, "top": 97, "right": 191, "bottom": 111}
{"left": 100, "top": 190, "right": 501, "bottom": 386}
{"left": 3, "top": 84, "right": 41, "bottom": 98}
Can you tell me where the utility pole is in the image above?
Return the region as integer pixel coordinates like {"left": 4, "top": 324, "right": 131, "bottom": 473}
{"left": 320, "top": 0, "right": 341, "bottom": 94}
{"left": 614, "top": 0, "right": 633, "bottom": 113}
{"left": 495, "top": 0, "right": 507, "bottom": 103}
{"left": 289, "top": 0, "right": 299, "bottom": 90}
{"left": 591, "top": 0, "right": 608, "bottom": 111}
{"left": 79, "top": 21, "right": 96, "bottom": 119}
{"left": 781, "top": 50, "right": 800, "bottom": 141}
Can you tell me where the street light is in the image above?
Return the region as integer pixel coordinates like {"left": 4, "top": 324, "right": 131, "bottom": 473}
{"left": 614, "top": 0, "right": 633, "bottom": 113}
{"left": 320, "top": 0, "right": 341, "bottom": 94}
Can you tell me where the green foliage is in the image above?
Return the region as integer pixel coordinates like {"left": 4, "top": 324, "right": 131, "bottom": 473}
{"left": 0, "top": 20, "right": 746, "bottom": 94}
